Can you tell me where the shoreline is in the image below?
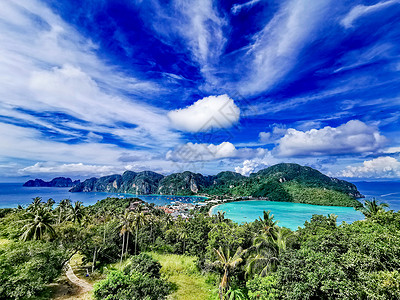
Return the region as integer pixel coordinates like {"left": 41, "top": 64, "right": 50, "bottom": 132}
{"left": 208, "top": 198, "right": 363, "bottom": 217}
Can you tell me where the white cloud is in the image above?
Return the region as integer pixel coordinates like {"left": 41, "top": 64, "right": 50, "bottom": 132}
{"left": 231, "top": 0, "right": 261, "bottom": 14}
{"left": 0, "top": 0, "right": 181, "bottom": 153}
{"left": 340, "top": 156, "right": 400, "bottom": 178}
{"left": 275, "top": 120, "right": 387, "bottom": 157}
{"left": 258, "top": 132, "right": 271, "bottom": 143}
{"left": 240, "top": 0, "right": 331, "bottom": 95}
{"left": 258, "top": 124, "right": 288, "bottom": 144}
{"left": 166, "top": 142, "right": 237, "bottom": 162}
{"left": 340, "top": 0, "right": 400, "bottom": 29}
{"left": 383, "top": 147, "right": 400, "bottom": 154}
{"left": 168, "top": 94, "right": 240, "bottom": 132}
{"left": 235, "top": 159, "right": 260, "bottom": 176}
{"left": 150, "top": 0, "right": 226, "bottom": 87}
{"left": 19, "top": 162, "right": 122, "bottom": 177}
{"left": 166, "top": 141, "right": 266, "bottom": 162}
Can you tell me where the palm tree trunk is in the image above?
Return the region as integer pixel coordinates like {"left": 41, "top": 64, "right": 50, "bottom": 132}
{"left": 135, "top": 226, "right": 138, "bottom": 255}
{"left": 103, "top": 223, "right": 106, "bottom": 244}
{"left": 219, "top": 268, "right": 229, "bottom": 300}
{"left": 92, "top": 246, "right": 96, "bottom": 273}
{"left": 120, "top": 233, "right": 125, "bottom": 265}
{"left": 125, "top": 231, "right": 130, "bottom": 255}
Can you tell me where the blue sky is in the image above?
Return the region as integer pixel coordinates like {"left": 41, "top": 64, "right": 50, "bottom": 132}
{"left": 1, "top": 0, "right": 400, "bottom": 181}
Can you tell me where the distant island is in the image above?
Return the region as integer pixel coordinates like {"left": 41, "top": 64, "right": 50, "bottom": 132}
{"left": 70, "top": 163, "right": 364, "bottom": 207}
{"left": 23, "top": 177, "right": 80, "bottom": 187}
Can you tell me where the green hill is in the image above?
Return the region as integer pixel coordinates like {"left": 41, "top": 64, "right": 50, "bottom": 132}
{"left": 69, "top": 163, "right": 363, "bottom": 207}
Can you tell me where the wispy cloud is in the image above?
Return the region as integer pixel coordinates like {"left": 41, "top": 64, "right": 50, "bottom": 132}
{"left": 0, "top": 0, "right": 182, "bottom": 160}
{"left": 148, "top": 0, "right": 227, "bottom": 88}
{"left": 231, "top": 0, "right": 262, "bottom": 15}
{"left": 341, "top": 0, "right": 400, "bottom": 28}
{"left": 239, "top": 0, "right": 331, "bottom": 95}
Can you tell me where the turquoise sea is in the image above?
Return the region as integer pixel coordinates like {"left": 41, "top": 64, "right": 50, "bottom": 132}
{"left": 0, "top": 183, "right": 204, "bottom": 208}
{"left": 211, "top": 181, "right": 400, "bottom": 230}
{"left": 211, "top": 200, "right": 364, "bottom": 230}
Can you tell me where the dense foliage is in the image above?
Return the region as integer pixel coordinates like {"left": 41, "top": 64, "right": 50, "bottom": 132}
{"left": 0, "top": 194, "right": 398, "bottom": 299}
{"left": 0, "top": 241, "right": 67, "bottom": 299}
{"left": 69, "top": 163, "right": 363, "bottom": 207}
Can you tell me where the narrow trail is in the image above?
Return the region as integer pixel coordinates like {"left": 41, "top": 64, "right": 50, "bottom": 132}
{"left": 65, "top": 264, "right": 93, "bottom": 293}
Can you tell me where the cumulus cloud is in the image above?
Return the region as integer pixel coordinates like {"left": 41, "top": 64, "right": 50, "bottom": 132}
{"left": 258, "top": 124, "right": 287, "bottom": 144}
{"left": 258, "top": 132, "right": 271, "bottom": 143}
{"left": 234, "top": 159, "right": 260, "bottom": 176}
{"left": 166, "top": 142, "right": 236, "bottom": 162}
{"left": 166, "top": 141, "right": 265, "bottom": 162}
{"left": 275, "top": 120, "right": 387, "bottom": 157}
{"left": 341, "top": 0, "right": 400, "bottom": 28}
{"left": 340, "top": 156, "right": 400, "bottom": 178}
{"left": 168, "top": 95, "right": 240, "bottom": 132}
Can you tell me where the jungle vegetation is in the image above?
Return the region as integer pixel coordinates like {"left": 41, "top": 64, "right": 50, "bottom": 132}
{"left": 0, "top": 196, "right": 398, "bottom": 299}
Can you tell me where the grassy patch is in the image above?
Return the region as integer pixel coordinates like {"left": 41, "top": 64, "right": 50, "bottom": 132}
{"left": 148, "top": 252, "right": 215, "bottom": 300}
{"left": 0, "top": 238, "right": 9, "bottom": 248}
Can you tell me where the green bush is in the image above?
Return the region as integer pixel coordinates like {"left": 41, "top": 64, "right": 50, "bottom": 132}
{"left": 0, "top": 241, "right": 66, "bottom": 299}
{"left": 123, "top": 253, "right": 162, "bottom": 278}
{"left": 93, "top": 270, "right": 172, "bottom": 300}
{"left": 247, "top": 274, "right": 280, "bottom": 299}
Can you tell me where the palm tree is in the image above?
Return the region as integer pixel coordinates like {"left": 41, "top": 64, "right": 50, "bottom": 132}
{"left": 20, "top": 206, "right": 56, "bottom": 241}
{"left": 118, "top": 210, "right": 132, "bottom": 264}
{"left": 27, "top": 197, "right": 43, "bottom": 212}
{"left": 177, "top": 228, "right": 188, "bottom": 253}
{"left": 246, "top": 227, "right": 291, "bottom": 277}
{"left": 132, "top": 211, "right": 147, "bottom": 255}
{"left": 45, "top": 198, "right": 55, "bottom": 210}
{"left": 357, "top": 198, "right": 389, "bottom": 218}
{"left": 215, "top": 211, "right": 226, "bottom": 223}
{"left": 68, "top": 201, "right": 84, "bottom": 224}
{"left": 258, "top": 210, "right": 278, "bottom": 237}
{"left": 213, "top": 246, "right": 247, "bottom": 300}
{"left": 327, "top": 213, "right": 338, "bottom": 227}
{"left": 57, "top": 199, "right": 71, "bottom": 224}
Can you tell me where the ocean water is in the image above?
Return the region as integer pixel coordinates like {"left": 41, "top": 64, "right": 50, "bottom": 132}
{"left": 0, "top": 183, "right": 204, "bottom": 208}
{"left": 211, "top": 201, "right": 365, "bottom": 230}
{"left": 353, "top": 181, "right": 400, "bottom": 211}
{"left": 211, "top": 181, "right": 400, "bottom": 230}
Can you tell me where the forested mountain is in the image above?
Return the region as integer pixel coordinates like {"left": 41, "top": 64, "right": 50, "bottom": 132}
{"left": 69, "top": 164, "right": 363, "bottom": 207}
{"left": 23, "top": 177, "right": 80, "bottom": 187}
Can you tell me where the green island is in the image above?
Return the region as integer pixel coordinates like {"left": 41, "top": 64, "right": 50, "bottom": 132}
{"left": 67, "top": 163, "right": 364, "bottom": 207}
{"left": 1, "top": 192, "right": 399, "bottom": 299}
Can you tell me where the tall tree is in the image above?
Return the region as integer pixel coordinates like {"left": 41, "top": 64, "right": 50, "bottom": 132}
{"left": 68, "top": 201, "right": 84, "bottom": 224}
{"left": 27, "top": 197, "right": 43, "bottom": 213}
{"left": 258, "top": 210, "right": 279, "bottom": 238}
{"left": 57, "top": 199, "right": 71, "bottom": 224}
{"left": 213, "top": 246, "right": 247, "bottom": 300}
{"left": 247, "top": 227, "right": 291, "bottom": 277}
{"left": 132, "top": 211, "right": 147, "bottom": 255}
{"left": 357, "top": 198, "right": 389, "bottom": 218}
{"left": 118, "top": 210, "right": 132, "bottom": 264}
{"left": 20, "top": 206, "right": 56, "bottom": 241}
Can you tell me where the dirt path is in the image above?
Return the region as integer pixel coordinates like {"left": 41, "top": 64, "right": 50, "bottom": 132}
{"left": 66, "top": 264, "right": 93, "bottom": 293}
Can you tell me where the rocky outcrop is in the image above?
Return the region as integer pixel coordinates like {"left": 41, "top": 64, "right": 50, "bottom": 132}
{"left": 68, "top": 164, "right": 364, "bottom": 201}
{"left": 23, "top": 177, "right": 80, "bottom": 187}
{"left": 70, "top": 171, "right": 163, "bottom": 194}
